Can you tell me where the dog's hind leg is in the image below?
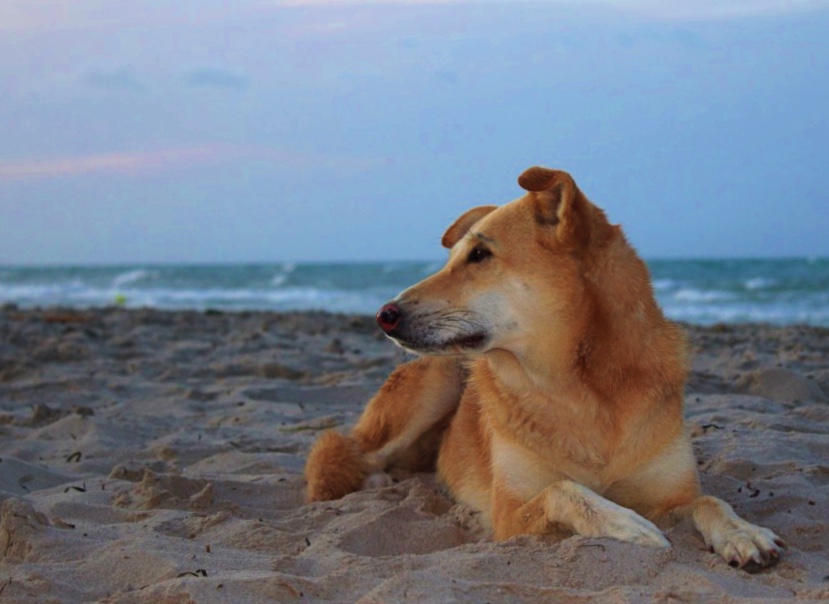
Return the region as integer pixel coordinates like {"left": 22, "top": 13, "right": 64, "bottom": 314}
{"left": 305, "top": 356, "right": 465, "bottom": 502}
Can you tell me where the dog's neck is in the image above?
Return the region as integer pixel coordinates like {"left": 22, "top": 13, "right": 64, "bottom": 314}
{"left": 484, "top": 239, "right": 688, "bottom": 416}
{"left": 578, "top": 242, "right": 689, "bottom": 411}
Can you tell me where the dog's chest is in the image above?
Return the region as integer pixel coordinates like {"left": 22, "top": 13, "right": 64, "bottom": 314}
{"left": 485, "top": 396, "right": 612, "bottom": 497}
{"left": 490, "top": 430, "right": 606, "bottom": 499}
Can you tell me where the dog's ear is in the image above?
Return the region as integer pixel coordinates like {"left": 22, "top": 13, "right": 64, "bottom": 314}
{"left": 441, "top": 205, "right": 498, "bottom": 249}
{"left": 518, "top": 166, "right": 596, "bottom": 250}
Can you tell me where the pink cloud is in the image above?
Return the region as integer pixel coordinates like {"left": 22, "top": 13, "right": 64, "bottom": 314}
{"left": 273, "top": 0, "right": 455, "bottom": 5}
{"left": 0, "top": 144, "right": 382, "bottom": 182}
{"left": 270, "top": 0, "right": 829, "bottom": 21}
{"left": 0, "top": 145, "right": 243, "bottom": 181}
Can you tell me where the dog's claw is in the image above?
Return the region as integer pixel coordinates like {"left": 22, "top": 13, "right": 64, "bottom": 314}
{"left": 703, "top": 510, "right": 783, "bottom": 573}
{"left": 716, "top": 534, "right": 782, "bottom": 573}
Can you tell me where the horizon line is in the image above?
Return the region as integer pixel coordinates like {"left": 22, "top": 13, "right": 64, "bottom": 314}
{"left": 1, "top": 255, "right": 826, "bottom": 269}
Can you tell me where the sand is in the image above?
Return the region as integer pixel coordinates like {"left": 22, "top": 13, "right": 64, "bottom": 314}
{"left": 0, "top": 306, "right": 827, "bottom": 603}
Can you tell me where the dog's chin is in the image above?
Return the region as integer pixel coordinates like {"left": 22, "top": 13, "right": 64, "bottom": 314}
{"left": 388, "top": 332, "right": 490, "bottom": 356}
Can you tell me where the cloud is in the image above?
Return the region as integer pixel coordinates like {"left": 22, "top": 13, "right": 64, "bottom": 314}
{"left": 183, "top": 68, "right": 249, "bottom": 90}
{"left": 273, "top": 0, "right": 455, "bottom": 5}
{"left": 81, "top": 65, "right": 146, "bottom": 92}
{"left": 0, "top": 146, "right": 245, "bottom": 181}
{"left": 0, "top": 1, "right": 115, "bottom": 33}
{"left": 0, "top": 1, "right": 263, "bottom": 34}
{"left": 3, "top": 1, "right": 826, "bottom": 37}
{"left": 269, "top": 0, "right": 829, "bottom": 21}
{"left": 0, "top": 145, "right": 382, "bottom": 182}
{"left": 29, "top": 62, "right": 150, "bottom": 96}
{"left": 608, "top": 0, "right": 829, "bottom": 21}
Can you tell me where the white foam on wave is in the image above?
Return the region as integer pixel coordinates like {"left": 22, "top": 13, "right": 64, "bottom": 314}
{"left": 744, "top": 277, "right": 775, "bottom": 290}
{"left": 651, "top": 279, "right": 676, "bottom": 291}
{"left": 263, "top": 287, "right": 387, "bottom": 311}
{"left": 147, "top": 287, "right": 269, "bottom": 302}
{"left": 271, "top": 262, "right": 298, "bottom": 286}
{"left": 0, "top": 278, "right": 89, "bottom": 297}
{"left": 0, "top": 283, "right": 64, "bottom": 299}
{"left": 664, "top": 302, "right": 829, "bottom": 325}
{"left": 111, "top": 269, "right": 152, "bottom": 288}
{"left": 121, "top": 285, "right": 382, "bottom": 314}
{"left": 672, "top": 288, "right": 735, "bottom": 302}
{"left": 672, "top": 288, "right": 735, "bottom": 303}
{"left": 265, "top": 288, "right": 337, "bottom": 303}
{"left": 0, "top": 280, "right": 123, "bottom": 308}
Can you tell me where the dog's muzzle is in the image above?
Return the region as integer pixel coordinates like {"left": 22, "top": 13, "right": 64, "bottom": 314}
{"left": 375, "top": 300, "right": 490, "bottom": 354}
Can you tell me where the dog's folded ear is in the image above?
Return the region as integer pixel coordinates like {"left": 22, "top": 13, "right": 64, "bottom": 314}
{"left": 518, "top": 166, "right": 605, "bottom": 250}
{"left": 442, "top": 205, "right": 498, "bottom": 249}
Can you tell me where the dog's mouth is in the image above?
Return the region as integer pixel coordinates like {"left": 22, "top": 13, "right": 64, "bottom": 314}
{"left": 392, "top": 332, "right": 490, "bottom": 355}
{"left": 384, "top": 310, "right": 491, "bottom": 355}
{"left": 443, "top": 332, "right": 489, "bottom": 351}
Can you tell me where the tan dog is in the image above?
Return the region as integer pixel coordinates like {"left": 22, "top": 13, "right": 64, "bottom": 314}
{"left": 305, "top": 166, "right": 784, "bottom": 571}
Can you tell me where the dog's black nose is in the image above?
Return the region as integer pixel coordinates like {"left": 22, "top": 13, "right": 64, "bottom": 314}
{"left": 376, "top": 303, "right": 402, "bottom": 333}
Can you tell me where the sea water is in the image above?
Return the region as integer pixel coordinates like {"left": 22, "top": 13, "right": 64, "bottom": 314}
{"left": 1, "top": 258, "right": 827, "bottom": 326}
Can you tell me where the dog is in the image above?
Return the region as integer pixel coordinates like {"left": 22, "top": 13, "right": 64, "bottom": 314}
{"left": 305, "top": 166, "right": 784, "bottom": 571}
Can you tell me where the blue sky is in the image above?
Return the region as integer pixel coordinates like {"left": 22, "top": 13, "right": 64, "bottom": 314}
{"left": 1, "top": 0, "right": 827, "bottom": 264}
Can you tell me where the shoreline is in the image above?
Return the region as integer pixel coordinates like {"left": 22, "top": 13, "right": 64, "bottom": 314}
{"left": 5, "top": 301, "right": 829, "bottom": 327}
{"left": 0, "top": 307, "right": 827, "bottom": 602}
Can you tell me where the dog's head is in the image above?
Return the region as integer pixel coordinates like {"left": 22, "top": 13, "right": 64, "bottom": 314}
{"left": 376, "top": 166, "right": 620, "bottom": 357}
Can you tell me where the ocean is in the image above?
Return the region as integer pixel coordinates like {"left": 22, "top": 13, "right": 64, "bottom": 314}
{"left": 1, "top": 258, "right": 827, "bottom": 326}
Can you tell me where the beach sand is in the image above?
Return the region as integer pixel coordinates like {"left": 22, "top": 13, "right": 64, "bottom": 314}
{"left": 0, "top": 306, "right": 827, "bottom": 603}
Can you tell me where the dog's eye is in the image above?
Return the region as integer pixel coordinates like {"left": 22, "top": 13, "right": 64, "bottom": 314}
{"left": 467, "top": 246, "right": 492, "bottom": 264}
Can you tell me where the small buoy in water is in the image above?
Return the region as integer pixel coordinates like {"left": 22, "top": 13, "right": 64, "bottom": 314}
{"left": 114, "top": 294, "right": 127, "bottom": 306}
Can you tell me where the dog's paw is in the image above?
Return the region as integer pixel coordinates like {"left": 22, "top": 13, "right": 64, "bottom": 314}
{"left": 362, "top": 472, "right": 394, "bottom": 490}
{"left": 709, "top": 519, "right": 785, "bottom": 573}
{"left": 590, "top": 501, "right": 671, "bottom": 548}
{"left": 558, "top": 483, "right": 670, "bottom": 548}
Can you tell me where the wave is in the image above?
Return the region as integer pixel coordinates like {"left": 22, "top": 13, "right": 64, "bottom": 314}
{"left": 744, "top": 277, "right": 776, "bottom": 290}
{"left": 0, "top": 281, "right": 393, "bottom": 315}
{"left": 672, "top": 289, "right": 735, "bottom": 302}
{"left": 420, "top": 261, "right": 444, "bottom": 275}
{"left": 651, "top": 279, "right": 676, "bottom": 291}
{"left": 131, "top": 286, "right": 391, "bottom": 314}
{"left": 270, "top": 262, "right": 298, "bottom": 287}
{"left": 381, "top": 262, "right": 406, "bottom": 274}
{"left": 662, "top": 303, "right": 829, "bottom": 325}
{"left": 2, "top": 260, "right": 828, "bottom": 326}
{"left": 111, "top": 269, "right": 153, "bottom": 288}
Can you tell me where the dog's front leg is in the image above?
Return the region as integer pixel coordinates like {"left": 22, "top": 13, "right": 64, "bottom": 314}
{"left": 491, "top": 480, "right": 670, "bottom": 548}
{"left": 681, "top": 496, "right": 785, "bottom": 572}
{"left": 305, "top": 356, "right": 464, "bottom": 502}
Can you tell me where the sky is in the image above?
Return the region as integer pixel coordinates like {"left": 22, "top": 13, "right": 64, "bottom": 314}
{"left": 1, "top": 0, "right": 828, "bottom": 264}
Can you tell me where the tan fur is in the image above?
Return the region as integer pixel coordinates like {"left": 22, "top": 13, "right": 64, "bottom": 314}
{"left": 305, "top": 166, "right": 784, "bottom": 571}
{"left": 305, "top": 430, "right": 368, "bottom": 502}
